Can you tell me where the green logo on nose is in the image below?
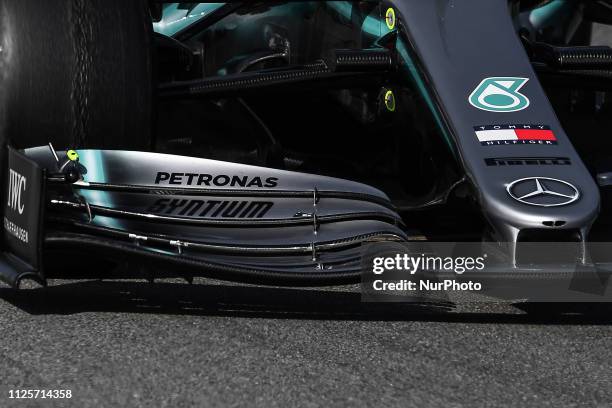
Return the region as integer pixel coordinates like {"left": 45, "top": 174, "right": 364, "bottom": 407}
{"left": 468, "top": 77, "right": 530, "bottom": 112}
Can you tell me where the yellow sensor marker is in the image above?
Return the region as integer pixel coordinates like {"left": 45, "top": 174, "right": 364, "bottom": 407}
{"left": 385, "top": 8, "right": 396, "bottom": 30}
{"left": 67, "top": 150, "right": 79, "bottom": 162}
{"left": 384, "top": 90, "right": 396, "bottom": 112}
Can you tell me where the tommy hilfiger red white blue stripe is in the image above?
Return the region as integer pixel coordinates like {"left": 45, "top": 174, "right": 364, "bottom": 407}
{"left": 474, "top": 124, "right": 557, "bottom": 146}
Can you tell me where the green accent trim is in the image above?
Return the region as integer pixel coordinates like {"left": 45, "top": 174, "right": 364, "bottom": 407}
{"left": 385, "top": 8, "right": 396, "bottom": 30}
{"left": 153, "top": 3, "right": 224, "bottom": 37}
{"left": 529, "top": 0, "right": 571, "bottom": 28}
{"left": 384, "top": 90, "right": 396, "bottom": 112}
{"left": 67, "top": 150, "right": 79, "bottom": 162}
{"left": 77, "top": 150, "right": 121, "bottom": 229}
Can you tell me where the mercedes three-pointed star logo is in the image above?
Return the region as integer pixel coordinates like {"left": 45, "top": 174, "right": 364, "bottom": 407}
{"left": 506, "top": 177, "right": 580, "bottom": 207}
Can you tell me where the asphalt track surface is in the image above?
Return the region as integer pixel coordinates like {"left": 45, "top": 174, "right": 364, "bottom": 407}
{"left": 1, "top": 278, "right": 612, "bottom": 408}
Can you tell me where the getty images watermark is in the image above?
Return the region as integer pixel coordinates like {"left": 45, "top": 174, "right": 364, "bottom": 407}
{"left": 360, "top": 242, "right": 612, "bottom": 302}
{"left": 371, "top": 253, "right": 485, "bottom": 292}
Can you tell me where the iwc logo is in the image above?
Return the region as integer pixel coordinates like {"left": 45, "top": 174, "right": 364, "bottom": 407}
{"left": 506, "top": 177, "right": 579, "bottom": 207}
{"left": 469, "top": 77, "right": 530, "bottom": 112}
{"left": 7, "top": 169, "right": 26, "bottom": 214}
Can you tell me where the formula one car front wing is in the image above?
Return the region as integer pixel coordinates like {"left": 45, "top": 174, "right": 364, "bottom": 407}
{"left": 0, "top": 145, "right": 409, "bottom": 287}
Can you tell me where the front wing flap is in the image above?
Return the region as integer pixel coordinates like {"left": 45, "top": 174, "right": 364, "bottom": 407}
{"left": 2, "top": 146, "right": 409, "bottom": 286}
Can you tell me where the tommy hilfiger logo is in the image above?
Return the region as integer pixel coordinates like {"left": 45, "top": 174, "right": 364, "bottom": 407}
{"left": 474, "top": 124, "right": 557, "bottom": 146}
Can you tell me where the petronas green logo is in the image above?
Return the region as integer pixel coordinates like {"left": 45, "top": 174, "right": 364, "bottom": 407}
{"left": 468, "top": 77, "right": 530, "bottom": 112}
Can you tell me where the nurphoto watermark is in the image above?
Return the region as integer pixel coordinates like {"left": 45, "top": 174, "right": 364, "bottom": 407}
{"left": 361, "top": 241, "right": 612, "bottom": 302}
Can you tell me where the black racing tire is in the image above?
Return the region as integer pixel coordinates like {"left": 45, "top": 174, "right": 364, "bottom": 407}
{"left": 0, "top": 0, "right": 153, "bottom": 150}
